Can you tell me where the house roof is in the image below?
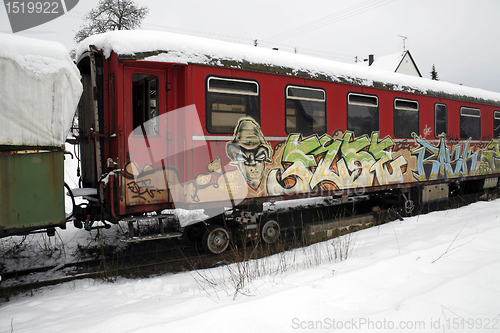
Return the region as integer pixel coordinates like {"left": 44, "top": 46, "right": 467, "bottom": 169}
{"left": 361, "top": 51, "right": 422, "bottom": 77}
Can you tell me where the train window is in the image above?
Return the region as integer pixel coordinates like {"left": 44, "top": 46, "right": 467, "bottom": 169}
{"left": 347, "top": 93, "right": 379, "bottom": 136}
{"left": 133, "top": 73, "right": 159, "bottom": 135}
{"left": 394, "top": 98, "right": 418, "bottom": 138}
{"left": 206, "top": 76, "right": 260, "bottom": 134}
{"left": 435, "top": 103, "right": 447, "bottom": 137}
{"left": 460, "top": 107, "right": 481, "bottom": 139}
{"left": 494, "top": 111, "right": 500, "bottom": 138}
{"left": 286, "top": 85, "right": 326, "bottom": 136}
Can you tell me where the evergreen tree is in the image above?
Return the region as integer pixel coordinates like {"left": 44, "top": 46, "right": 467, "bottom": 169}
{"left": 74, "top": 0, "right": 149, "bottom": 43}
{"left": 430, "top": 64, "right": 439, "bottom": 81}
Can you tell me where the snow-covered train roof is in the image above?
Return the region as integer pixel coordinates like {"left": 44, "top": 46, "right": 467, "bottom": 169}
{"left": 77, "top": 30, "right": 500, "bottom": 106}
{"left": 0, "top": 33, "right": 82, "bottom": 148}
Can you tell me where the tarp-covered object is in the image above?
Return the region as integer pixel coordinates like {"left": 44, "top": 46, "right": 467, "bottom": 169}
{"left": 0, "top": 33, "right": 82, "bottom": 148}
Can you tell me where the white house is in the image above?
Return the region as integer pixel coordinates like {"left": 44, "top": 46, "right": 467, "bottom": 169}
{"left": 362, "top": 51, "right": 422, "bottom": 77}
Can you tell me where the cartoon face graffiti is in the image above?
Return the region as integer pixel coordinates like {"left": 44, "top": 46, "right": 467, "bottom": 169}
{"left": 226, "top": 118, "right": 272, "bottom": 189}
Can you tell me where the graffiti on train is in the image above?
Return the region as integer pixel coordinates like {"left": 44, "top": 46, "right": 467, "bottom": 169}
{"left": 411, "top": 135, "right": 500, "bottom": 181}
{"left": 267, "top": 131, "right": 408, "bottom": 195}
{"left": 122, "top": 114, "right": 500, "bottom": 205}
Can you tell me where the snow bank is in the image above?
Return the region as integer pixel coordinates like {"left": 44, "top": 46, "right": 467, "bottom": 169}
{"left": 77, "top": 30, "right": 500, "bottom": 103}
{"left": 0, "top": 33, "right": 83, "bottom": 148}
{"left": 1, "top": 198, "right": 499, "bottom": 333}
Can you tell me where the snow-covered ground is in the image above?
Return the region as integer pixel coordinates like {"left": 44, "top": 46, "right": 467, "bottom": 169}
{"left": 1, "top": 195, "right": 499, "bottom": 332}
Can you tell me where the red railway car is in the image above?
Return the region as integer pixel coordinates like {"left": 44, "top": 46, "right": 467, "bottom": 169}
{"left": 74, "top": 30, "right": 500, "bottom": 253}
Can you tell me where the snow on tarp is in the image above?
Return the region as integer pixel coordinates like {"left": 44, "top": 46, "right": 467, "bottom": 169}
{"left": 77, "top": 30, "right": 500, "bottom": 104}
{"left": 0, "top": 33, "right": 83, "bottom": 148}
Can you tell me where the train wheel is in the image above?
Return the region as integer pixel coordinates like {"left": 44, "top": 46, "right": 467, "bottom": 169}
{"left": 202, "top": 225, "right": 230, "bottom": 254}
{"left": 261, "top": 219, "right": 280, "bottom": 244}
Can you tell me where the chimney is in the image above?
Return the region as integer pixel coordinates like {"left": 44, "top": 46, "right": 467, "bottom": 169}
{"left": 369, "top": 54, "right": 374, "bottom": 66}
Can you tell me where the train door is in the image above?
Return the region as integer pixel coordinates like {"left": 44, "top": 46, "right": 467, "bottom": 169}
{"left": 122, "top": 66, "right": 172, "bottom": 211}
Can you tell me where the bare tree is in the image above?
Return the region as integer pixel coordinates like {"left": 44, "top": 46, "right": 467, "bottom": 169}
{"left": 74, "top": 0, "right": 149, "bottom": 43}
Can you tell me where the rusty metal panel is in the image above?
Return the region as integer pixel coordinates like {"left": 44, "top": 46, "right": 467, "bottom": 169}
{"left": 0, "top": 150, "right": 65, "bottom": 234}
{"left": 484, "top": 177, "right": 499, "bottom": 189}
{"left": 421, "top": 183, "right": 449, "bottom": 203}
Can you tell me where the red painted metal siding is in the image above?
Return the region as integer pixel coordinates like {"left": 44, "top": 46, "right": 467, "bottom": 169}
{"left": 92, "top": 55, "right": 499, "bottom": 215}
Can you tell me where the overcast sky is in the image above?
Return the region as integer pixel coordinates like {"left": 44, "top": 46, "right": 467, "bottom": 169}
{"left": 1, "top": 0, "right": 499, "bottom": 92}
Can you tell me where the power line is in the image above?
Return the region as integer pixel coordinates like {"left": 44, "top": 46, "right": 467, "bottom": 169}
{"left": 142, "top": 22, "right": 253, "bottom": 45}
{"left": 257, "top": 39, "right": 356, "bottom": 62}
{"left": 263, "top": 0, "right": 378, "bottom": 42}
{"left": 141, "top": 22, "right": 356, "bottom": 63}
{"left": 0, "top": 1, "right": 358, "bottom": 63}
{"left": 263, "top": 0, "right": 396, "bottom": 43}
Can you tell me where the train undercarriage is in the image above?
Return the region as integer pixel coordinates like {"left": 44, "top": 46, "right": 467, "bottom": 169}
{"left": 68, "top": 176, "right": 499, "bottom": 255}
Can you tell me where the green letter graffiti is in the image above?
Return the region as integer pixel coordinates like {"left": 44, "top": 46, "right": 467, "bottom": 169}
{"left": 268, "top": 131, "right": 407, "bottom": 195}
{"left": 483, "top": 139, "right": 500, "bottom": 173}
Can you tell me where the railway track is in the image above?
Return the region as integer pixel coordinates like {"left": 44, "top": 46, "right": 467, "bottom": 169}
{"left": 0, "top": 239, "right": 234, "bottom": 299}
{"left": 0, "top": 242, "right": 264, "bottom": 299}
{"left": 1, "top": 190, "right": 498, "bottom": 300}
